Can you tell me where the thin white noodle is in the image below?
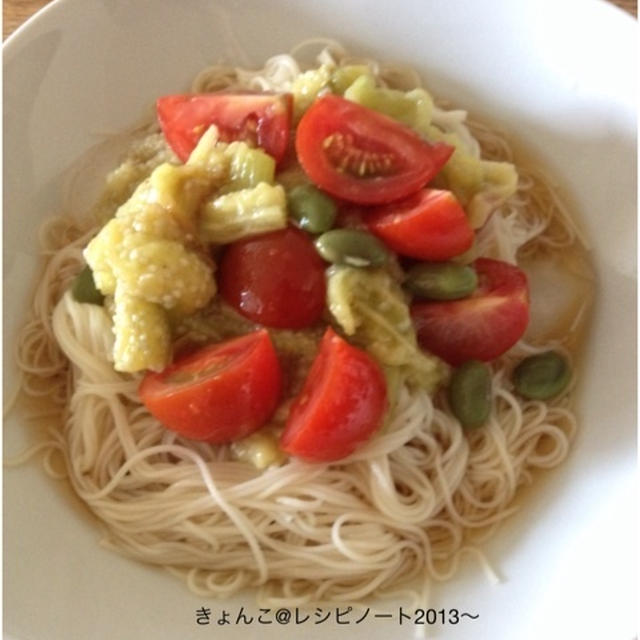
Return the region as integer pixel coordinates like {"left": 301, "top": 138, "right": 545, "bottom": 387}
{"left": 8, "top": 44, "right": 589, "bottom": 606}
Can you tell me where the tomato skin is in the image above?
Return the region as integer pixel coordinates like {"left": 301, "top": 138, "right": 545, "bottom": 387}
{"left": 280, "top": 328, "right": 387, "bottom": 462}
{"left": 366, "top": 188, "right": 474, "bottom": 261}
{"left": 411, "top": 258, "right": 529, "bottom": 366}
{"left": 139, "top": 330, "right": 281, "bottom": 442}
{"left": 295, "top": 95, "right": 453, "bottom": 205}
{"left": 219, "top": 227, "right": 327, "bottom": 329}
{"left": 156, "top": 92, "right": 292, "bottom": 163}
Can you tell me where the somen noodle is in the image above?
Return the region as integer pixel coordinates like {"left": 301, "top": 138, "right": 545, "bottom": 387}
{"left": 9, "top": 40, "right": 591, "bottom": 607}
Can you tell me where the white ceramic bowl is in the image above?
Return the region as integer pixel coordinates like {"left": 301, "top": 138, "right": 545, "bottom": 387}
{"left": 3, "top": 1, "right": 636, "bottom": 639}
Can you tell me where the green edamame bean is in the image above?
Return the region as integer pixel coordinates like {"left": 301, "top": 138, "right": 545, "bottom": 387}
{"left": 513, "top": 351, "right": 571, "bottom": 400}
{"left": 405, "top": 262, "right": 477, "bottom": 300}
{"left": 448, "top": 360, "right": 492, "bottom": 428}
{"left": 71, "top": 265, "right": 104, "bottom": 305}
{"left": 287, "top": 184, "right": 337, "bottom": 234}
{"left": 314, "top": 229, "right": 389, "bottom": 267}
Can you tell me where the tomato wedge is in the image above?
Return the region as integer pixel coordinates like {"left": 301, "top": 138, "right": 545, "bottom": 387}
{"left": 411, "top": 258, "right": 529, "bottom": 366}
{"left": 219, "top": 227, "right": 326, "bottom": 329}
{"left": 139, "top": 330, "right": 281, "bottom": 442}
{"left": 156, "top": 92, "right": 293, "bottom": 163}
{"left": 280, "top": 328, "right": 387, "bottom": 462}
{"left": 295, "top": 95, "right": 454, "bottom": 205}
{"left": 366, "top": 188, "right": 474, "bottom": 260}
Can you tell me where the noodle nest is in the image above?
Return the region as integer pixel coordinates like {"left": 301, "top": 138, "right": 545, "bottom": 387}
{"left": 11, "top": 41, "right": 586, "bottom": 607}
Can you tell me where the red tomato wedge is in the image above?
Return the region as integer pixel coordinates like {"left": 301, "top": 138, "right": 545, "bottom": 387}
{"left": 411, "top": 258, "right": 529, "bottom": 366}
{"left": 295, "top": 95, "right": 454, "bottom": 204}
{"left": 366, "top": 188, "right": 474, "bottom": 260}
{"left": 139, "top": 330, "right": 281, "bottom": 442}
{"left": 156, "top": 92, "right": 293, "bottom": 163}
{"left": 280, "top": 328, "right": 388, "bottom": 462}
{"left": 219, "top": 227, "right": 326, "bottom": 330}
